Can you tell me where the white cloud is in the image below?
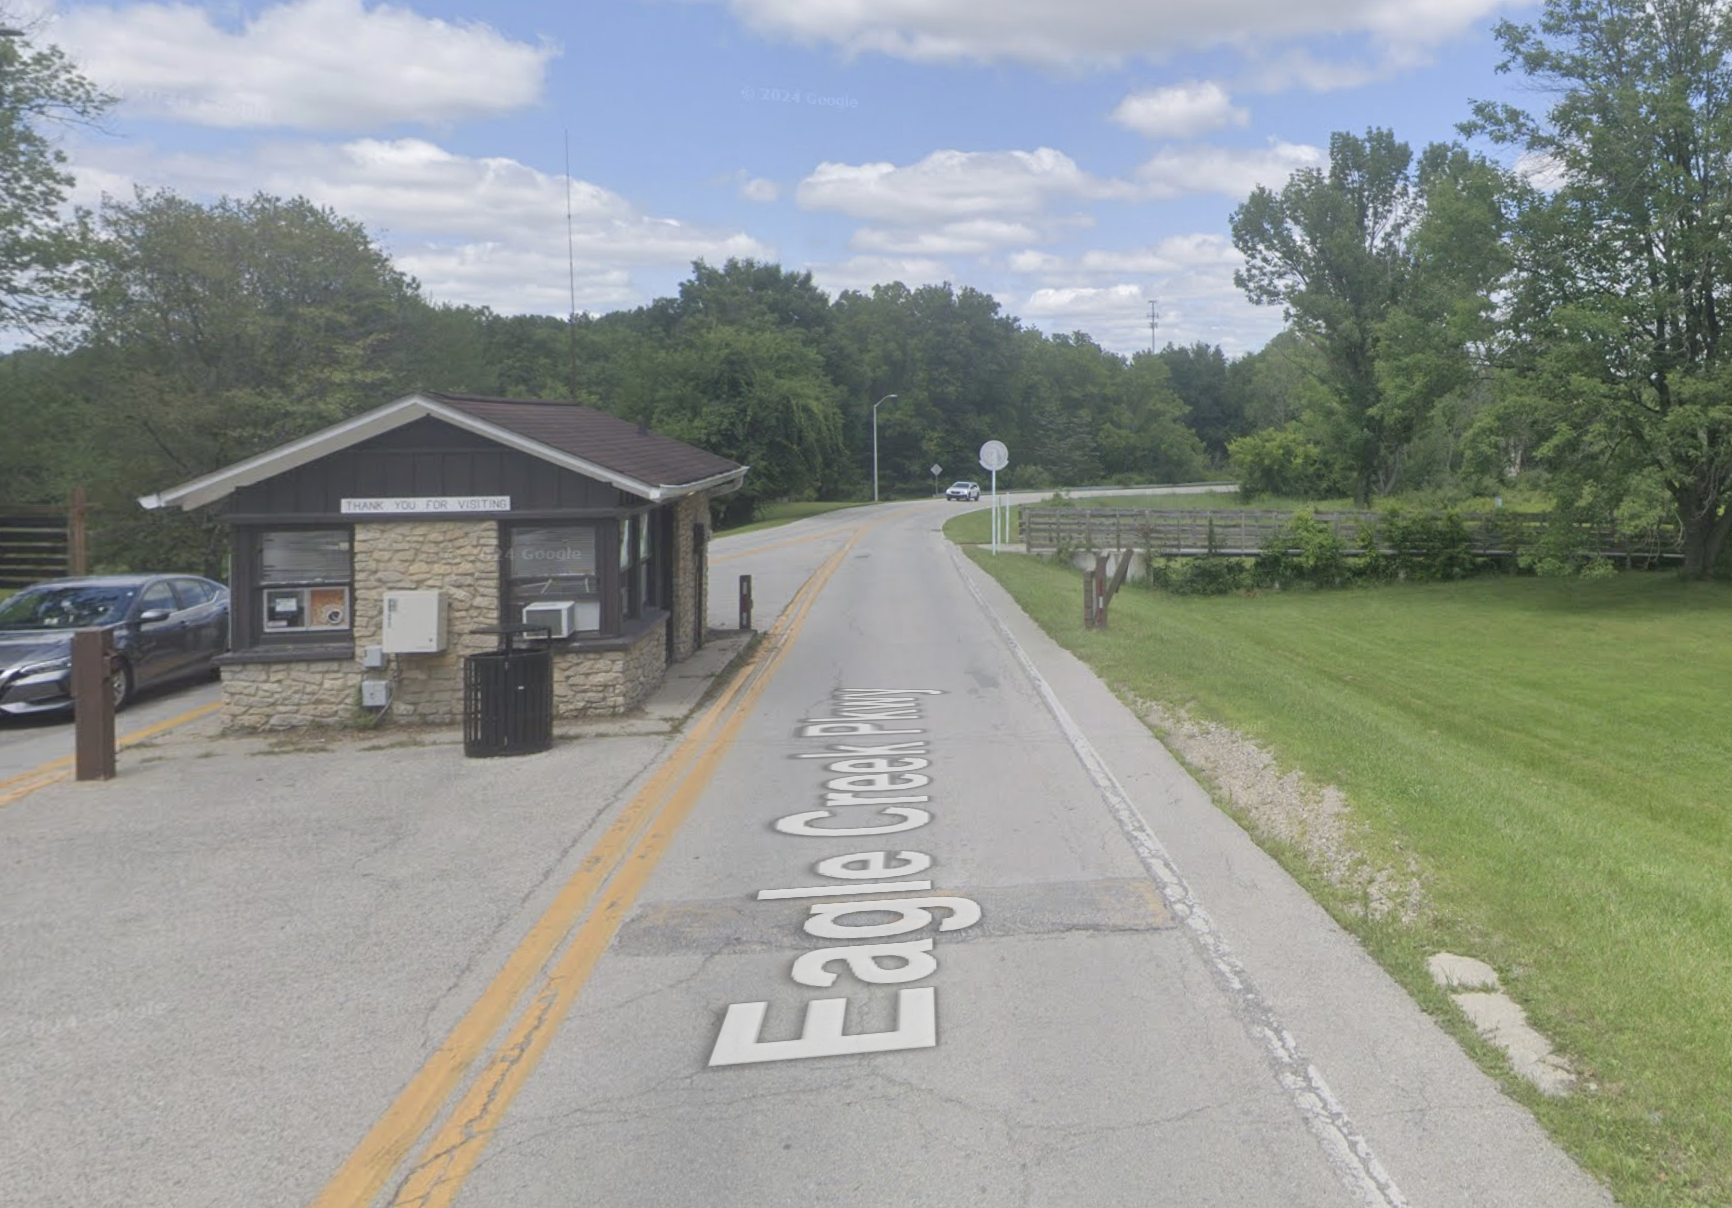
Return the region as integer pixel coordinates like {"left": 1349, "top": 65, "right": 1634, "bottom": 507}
{"left": 1137, "top": 140, "right": 1323, "bottom": 199}
{"left": 1515, "top": 150, "right": 1567, "bottom": 192}
{"left": 49, "top": 0, "right": 555, "bottom": 130}
{"left": 1111, "top": 82, "right": 1247, "bottom": 139}
{"left": 805, "top": 255, "right": 955, "bottom": 298}
{"left": 739, "top": 175, "right": 781, "bottom": 202}
{"left": 1005, "top": 236, "right": 1277, "bottom": 354}
{"left": 71, "top": 137, "right": 773, "bottom": 315}
{"left": 852, "top": 219, "right": 1041, "bottom": 255}
{"left": 1233, "top": 46, "right": 1389, "bottom": 93}
{"left": 704, "top": 0, "right": 1513, "bottom": 67}
{"left": 797, "top": 147, "right": 1128, "bottom": 223}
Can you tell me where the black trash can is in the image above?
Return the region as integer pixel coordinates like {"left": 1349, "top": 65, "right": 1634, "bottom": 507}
{"left": 463, "top": 626, "right": 553, "bottom": 758}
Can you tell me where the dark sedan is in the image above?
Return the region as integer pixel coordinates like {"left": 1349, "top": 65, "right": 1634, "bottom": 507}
{"left": 0, "top": 575, "right": 229, "bottom": 716}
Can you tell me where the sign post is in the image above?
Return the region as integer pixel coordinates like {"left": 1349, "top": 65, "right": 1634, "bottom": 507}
{"left": 930, "top": 464, "right": 942, "bottom": 496}
{"left": 978, "top": 440, "right": 1009, "bottom": 555}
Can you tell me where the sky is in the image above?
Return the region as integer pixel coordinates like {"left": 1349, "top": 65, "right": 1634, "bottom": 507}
{"left": 16, "top": 0, "right": 1545, "bottom": 358}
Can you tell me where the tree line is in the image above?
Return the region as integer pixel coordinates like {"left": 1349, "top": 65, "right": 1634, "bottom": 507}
{"left": 7, "top": 0, "right": 1732, "bottom": 576}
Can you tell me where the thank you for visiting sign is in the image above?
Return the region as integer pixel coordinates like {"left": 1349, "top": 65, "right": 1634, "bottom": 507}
{"left": 340, "top": 496, "right": 512, "bottom": 515}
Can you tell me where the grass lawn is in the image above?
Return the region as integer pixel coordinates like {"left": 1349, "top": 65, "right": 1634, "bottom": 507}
{"left": 943, "top": 500, "right": 1023, "bottom": 546}
{"left": 715, "top": 500, "right": 869, "bottom": 537}
{"left": 951, "top": 531, "right": 1732, "bottom": 1208}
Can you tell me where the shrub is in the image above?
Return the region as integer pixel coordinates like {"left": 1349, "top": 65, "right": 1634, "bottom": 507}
{"left": 1229, "top": 425, "right": 1334, "bottom": 501}
{"left": 1253, "top": 511, "right": 1349, "bottom": 588}
{"left": 1168, "top": 554, "right": 1249, "bottom": 596}
{"left": 1379, "top": 508, "right": 1477, "bottom": 581}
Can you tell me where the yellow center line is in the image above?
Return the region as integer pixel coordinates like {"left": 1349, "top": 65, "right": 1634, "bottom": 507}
{"left": 386, "top": 533, "right": 856, "bottom": 1208}
{"left": 310, "top": 522, "right": 876, "bottom": 1208}
{"left": 0, "top": 700, "right": 224, "bottom": 810}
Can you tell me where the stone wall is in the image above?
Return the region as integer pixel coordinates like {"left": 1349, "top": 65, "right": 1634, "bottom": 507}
{"left": 352, "top": 520, "right": 500, "bottom": 723}
{"left": 221, "top": 659, "right": 356, "bottom": 730}
{"left": 669, "top": 493, "right": 709, "bottom": 662}
{"left": 549, "top": 622, "right": 666, "bottom": 716}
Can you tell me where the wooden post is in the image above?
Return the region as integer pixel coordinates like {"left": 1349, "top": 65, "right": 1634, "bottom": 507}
{"left": 68, "top": 486, "right": 88, "bottom": 576}
{"left": 1094, "top": 553, "right": 1109, "bottom": 630}
{"left": 72, "top": 627, "right": 116, "bottom": 781}
{"left": 1082, "top": 568, "right": 1097, "bottom": 628}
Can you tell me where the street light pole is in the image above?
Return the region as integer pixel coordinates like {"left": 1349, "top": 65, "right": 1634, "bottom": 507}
{"left": 871, "top": 393, "right": 897, "bottom": 503}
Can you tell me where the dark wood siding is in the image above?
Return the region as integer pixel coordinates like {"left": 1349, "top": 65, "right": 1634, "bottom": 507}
{"left": 228, "top": 418, "right": 627, "bottom": 517}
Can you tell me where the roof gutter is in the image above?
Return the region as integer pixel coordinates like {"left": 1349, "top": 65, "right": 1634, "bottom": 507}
{"left": 649, "top": 465, "right": 750, "bottom": 502}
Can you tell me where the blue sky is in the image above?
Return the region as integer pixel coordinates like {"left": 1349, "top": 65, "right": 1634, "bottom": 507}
{"left": 20, "top": 0, "right": 1541, "bottom": 356}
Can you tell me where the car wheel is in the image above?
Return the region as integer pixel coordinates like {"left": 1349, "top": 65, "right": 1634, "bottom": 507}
{"left": 111, "top": 660, "right": 134, "bottom": 711}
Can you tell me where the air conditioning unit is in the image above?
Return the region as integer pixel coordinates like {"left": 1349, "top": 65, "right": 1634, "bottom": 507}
{"left": 523, "top": 600, "right": 578, "bottom": 639}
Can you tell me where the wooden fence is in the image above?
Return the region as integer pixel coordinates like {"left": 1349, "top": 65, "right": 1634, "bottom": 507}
{"left": 1018, "top": 506, "right": 1685, "bottom": 563}
{"left": 0, "top": 489, "right": 89, "bottom": 589}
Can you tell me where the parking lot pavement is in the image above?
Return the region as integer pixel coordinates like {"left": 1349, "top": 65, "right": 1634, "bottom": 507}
{"left": 0, "top": 631, "right": 752, "bottom": 1208}
{"left": 0, "top": 678, "right": 224, "bottom": 784}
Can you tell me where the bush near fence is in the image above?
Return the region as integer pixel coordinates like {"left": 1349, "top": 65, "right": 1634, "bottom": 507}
{"left": 1020, "top": 506, "right": 1682, "bottom": 568}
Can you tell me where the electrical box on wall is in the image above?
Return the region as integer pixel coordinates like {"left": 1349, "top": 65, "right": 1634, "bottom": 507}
{"left": 382, "top": 590, "right": 446, "bottom": 653}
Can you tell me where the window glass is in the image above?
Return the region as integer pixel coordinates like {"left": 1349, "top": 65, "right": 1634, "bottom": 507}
{"left": 256, "top": 528, "right": 352, "bottom": 635}
{"left": 139, "top": 581, "right": 178, "bottom": 613}
{"left": 509, "top": 525, "right": 598, "bottom": 597}
{"left": 261, "top": 530, "right": 350, "bottom": 584}
{"left": 173, "top": 578, "right": 214, "bottom": 607}
{"left": 0, "top": 584, "right": 135, "bottom": 630}
{"left": 507, "top": 524, "right": 601, "bottom": 634}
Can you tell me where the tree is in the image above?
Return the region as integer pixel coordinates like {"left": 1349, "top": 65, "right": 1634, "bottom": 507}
{"left": 1231, "top": 129, "right": 1424, "bottom": 504}
{"left": 0, "top": 16, "right": 112, "bottom": 336}
{"left": 1466, "top": 0, "right": 1732, "bottom": 575}
{"left": 1158, "top": 342, "right": 1243, "bottom": 461}
{"left": 647, "top": 325, "right": 845, "bottom": 523}
{"left": 76, "top": 189, "right": 423, "bottom": 572}
{"left": 673, "top": 258, "right": 833, "bottom": 342}
{"left": 1100, "top": 353, "right": 1209, "bottom": 482}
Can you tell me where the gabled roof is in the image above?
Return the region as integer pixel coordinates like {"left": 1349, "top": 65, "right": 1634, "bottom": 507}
{"left": 138, "top": 391, "right": 747, "bottom": 512}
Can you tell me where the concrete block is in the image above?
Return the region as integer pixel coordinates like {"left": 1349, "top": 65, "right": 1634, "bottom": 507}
{"left": 1428, "top": 952, "right": 1501, "bottom": 990}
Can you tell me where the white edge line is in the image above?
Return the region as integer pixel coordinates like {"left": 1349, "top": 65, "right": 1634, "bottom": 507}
{"left": 947, "top": 543, "right": 1409, "bottom": 1208}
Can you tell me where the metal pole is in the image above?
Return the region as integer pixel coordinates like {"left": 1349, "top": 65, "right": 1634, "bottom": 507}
{"left": 871, "top": 393, "right": 897, "bottom": 503}
{"left": 991, "top": 469, "right": 999, "bottom": 554}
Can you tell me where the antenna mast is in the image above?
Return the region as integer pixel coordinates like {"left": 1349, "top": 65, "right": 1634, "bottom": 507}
{"left": 565, "top": 129, "right": 579, "bottom": 402}
{"left": 1148, "top": 300, "right": 1161, "bottom": 353}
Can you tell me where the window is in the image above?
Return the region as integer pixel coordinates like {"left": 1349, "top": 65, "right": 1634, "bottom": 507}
{"left": 505, "top": 524, "right": 601, "bottom": 635}
{"left": 172, "top": 578, "right": 218, "bottom": 608}
{"left": 138, "top": 581, "right": 178, "bottom": 617}
{"left": 618, "top": 513, "right": 660, "bottom": 621}
{"left": 258, "top": 529, "right": 352, "bottom": 633}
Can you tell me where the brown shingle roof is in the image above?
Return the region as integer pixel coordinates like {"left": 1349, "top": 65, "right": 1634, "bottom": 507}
{"left": 427, "top": 393, "right": 744, "bottom": 490}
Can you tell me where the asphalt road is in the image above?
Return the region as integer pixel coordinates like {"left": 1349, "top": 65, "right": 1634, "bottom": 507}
{"left": 0, "top": 499, "right": 1613, "bottom": 1208}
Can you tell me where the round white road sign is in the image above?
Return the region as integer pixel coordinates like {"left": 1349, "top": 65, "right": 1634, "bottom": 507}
{"left": 979, "top": 440, "right": 1009, "bottom": 471}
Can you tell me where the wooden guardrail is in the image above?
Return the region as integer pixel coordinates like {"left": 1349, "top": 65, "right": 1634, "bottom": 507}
{"left": 1018, "top": 507, "right": 1684, "bottom": 563}
{"left": 0, "top": 489, "right": 88, "bottom": 589}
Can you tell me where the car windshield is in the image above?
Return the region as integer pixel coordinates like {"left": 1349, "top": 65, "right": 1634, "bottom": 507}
{"left": 0, "top": 585, "right": 136, "bottom": 630}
